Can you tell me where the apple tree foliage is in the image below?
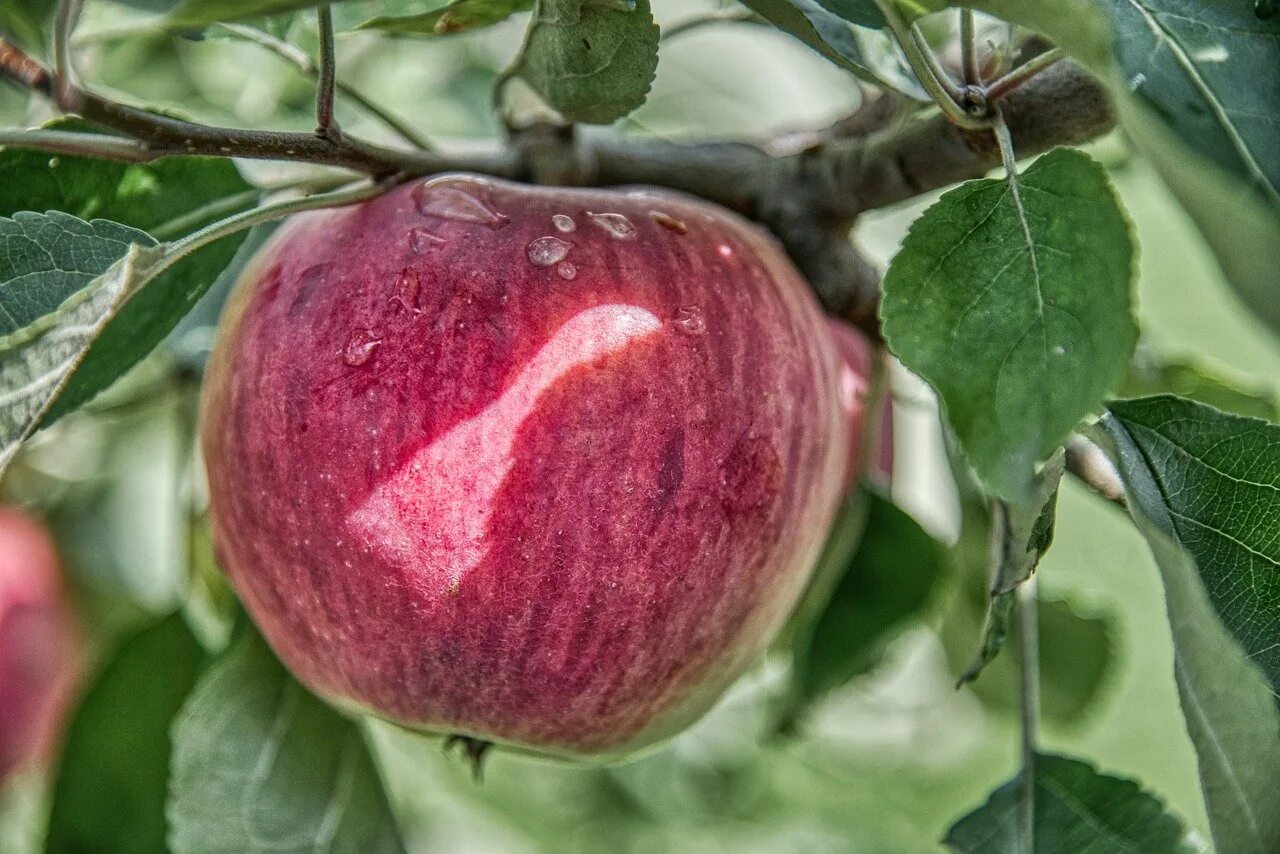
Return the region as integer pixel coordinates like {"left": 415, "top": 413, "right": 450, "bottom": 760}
{"left": 0, "top": 0, "right": 1277, "bottom": 851}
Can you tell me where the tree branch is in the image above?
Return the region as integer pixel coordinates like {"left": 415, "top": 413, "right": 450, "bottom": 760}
{"left": 314, "top": 4, "right": 342, "bottom": 143}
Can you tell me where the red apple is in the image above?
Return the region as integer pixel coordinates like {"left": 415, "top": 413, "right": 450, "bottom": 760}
{"left": 201, "top": 175, "right": 873, "bottom": 758}
{"left": 0, "top": 507, "right": 78, "bottom": 780}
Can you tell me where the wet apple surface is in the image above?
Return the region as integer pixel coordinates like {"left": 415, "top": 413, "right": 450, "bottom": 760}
{"left": 201, "top": 176, "right": 872, "bottom": 758}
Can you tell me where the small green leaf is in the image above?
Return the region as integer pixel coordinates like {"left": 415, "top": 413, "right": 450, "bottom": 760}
{"left": 511, "top": 0, "right": 659, "bottom": 124}
{"left": 881, "top": 148, "right": 1136, "bottom": 500}
{"left": 944, "top": 752, "right": 1202, "bottom": 853}
{"left": 1103, "top": 396, "right": 1280, "bottom": 700}
{"left": 168, "top": 628, "right": 404, "bottom": 854}
{"left": 1096, "top": 398, "right": 1280, "bottom": 854}
{"left": 958, "top": 452, "right": 1063, "bottom": 684}
{"left": 46, "top": 614, "right": 206, "bottom": 854}
{"left": 1122, "top": 350, "right": 1277, "bottom": 421}
{"left": 360, "top": 0, "right": 532, "bottom": 35}
{"left": 0, "top": 129, "right": 256, "bottom": 422}
{"left": 788, "top": 491, "right": 944, "bottom": 713}
{"left": 737, "top": 0, "right": 925, "bottom": 95}
{"left": 0, "top": 212, "right": 163, "bottom": 473}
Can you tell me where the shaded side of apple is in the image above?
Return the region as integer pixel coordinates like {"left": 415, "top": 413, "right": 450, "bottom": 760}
{"left": 201, "top": 176, "right": 872, "bottom": 758}
{"left": 0, "top": 507, "right": 78, "bottom": 780}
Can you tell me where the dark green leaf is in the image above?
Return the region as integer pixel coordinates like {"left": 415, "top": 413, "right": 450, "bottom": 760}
{"left": 1122, "top": 350, "right": 1277, "bottom": 421}
{"left": 511, "top": 0, "right": 659, "bottom": 124}
{"left": 0, "top": 128, "right": 256, "bottom": 422}
{"left": 790, "top": 491, "right": 944, "bottom": 708}
{"left": 46, "top": 614, "right": 205, "bottom": 854}
{"left": 811, "top": 0, "right": 883, "bottom": 28}
{"left": 163, "top": 0, "right": 334, "bottom": 28}
{"left": 168, "top": 628, "right": 404, "bottom": 854}
{"left": 940, "top": 487, "right": 1116, "bottom": 726}
{"left": 0, "top": 0, "right": 54, "bottom": 47}
{"left": 881, "top": 148, "right": 1136, "bottom": 500}
{"left": 958, "top": 453, "right": 1063, "bottom": 684}
{"left": 0, "top": 212, "right": 163, "bottom": 472}
{"left": 738, "top": 0, "right": 922, "bottom": 93}
{"left": 944, "top": 752, "right": 1200, "bottom": 853}
{"left": 360, "top": 0, "right": 532, "bottom": 35}
{"left": 1097, "top": 397, "right": 1280, "bottom": 854}
{"left": 1104, "top": 396, "right": 1280, "bottom": 699}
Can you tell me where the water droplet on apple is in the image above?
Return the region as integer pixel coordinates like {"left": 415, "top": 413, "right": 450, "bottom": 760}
{"left": 391, "top": 268, "right": 421, "bottom": 313}
{"left": 527, "top": 236, "right": 571, "bottom": 267}
{"left": 585, "top": 211, "right": 637, "bottom": 240}
{"left": 343, "top": 329, "right": 382, "bottom": 366}
{"left": 412, "top": 178, "right": 510, "bottom": 229}
{"left": 650, "top": 211, "right": 688, "bottom": 234}
{"left": 408, "top": 226, "right": 445, "bottom": 253}
{"left": 671, "top": 306, "right": 705, "bottom": 335}
{"left": 556, "top": 261, "right": 577, "bottom": 280}
{"left": 552, "top": 214, "right": 576, "bottom": 232}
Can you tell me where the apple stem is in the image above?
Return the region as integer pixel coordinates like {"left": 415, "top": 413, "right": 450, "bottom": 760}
{"left": 1015, "top": 577, "right": 1040, "bottom": 854}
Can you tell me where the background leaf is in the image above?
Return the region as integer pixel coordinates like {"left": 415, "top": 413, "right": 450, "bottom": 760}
{"left": 45, "top": 614, "right": 206, "bottom": 854}
{"left": 786, "top": 491, "right": 944, "bottom": 719}
{"left": 944, "top": 752, "right": 1201, "bottom": 853}
{"left": 1098, "top": 399, "right": 1280, "bottom": 854}
{"left": 0, "top": 213, "right": 162, "bottom": 472}
{"left": 360, "top": 0, "right": 532, "bottom": 36}
{"left": 168, "top": 628, "right": 404, "bottom": 854}
{"left": 737, "top": 0, "right": 924, "bottom": 95}
{"left": 0, "top": 131, "right": 255, "bottom": 423}
{"left": 512, "top": 0, "right": 659, "bottom": 124}
{"left": 1121, "top": 350, "right": 1277, "bottom": 421}
{"left": 881, "top": 148, "right": 1136, "bottom": 499}
{"left": 811, "top": 0, "right": 883, "bottom": 28}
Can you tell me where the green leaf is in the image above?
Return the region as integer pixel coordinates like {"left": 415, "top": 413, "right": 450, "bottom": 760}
{"left": 971, "top": 0, "right": 1280, "bottom": 336}
{"left": 811, "top": 0, "right": 884, "bottom": 28}
{"left": 511, "top": 0, "right": 659, "bottom": 124}
{"left": 46, "top": 614, "right": 206, "bottom": 854}
{"left": 789, "top": 491, "right": 944, "bottom": 712}
{"left": 1122, "top": 350, "right": 1278, "bottom": 421}
{"left": 944, "top": 752, "right": 1201, "bottom": 853}
{"left": 940, "top": 484, "right": 1116, "bottom": 726}
{"left": 0, "top": 212, "right": 163, "bottom": 473}
{"left": 1103, "top": 396, "right": 1280, "bottom": 700}
{"left": 163, "top": 0, "right": 336, "bottom": 28}
{"left": 0, "top": 0, "right": 54, "bottom": 47}
{"left": 1097, "top": 398, "right": 1280, "bottom": 854}
{"left": 737, "top": 0, "right": 925, "bottom": 95}
{"left": 168, "top": 628, "right": 404, "bottom": 854}
{"left": 958, "top": 452, "right": 1063, "bottom": 684}
{"left": 360, "top": 0, "right": 532, "bottom": 35}
{"left": 0, "top": 130, "right": 256, "bottom": 422}
{"left": 881, "top": 148, "right": 1136, "bottom": 500}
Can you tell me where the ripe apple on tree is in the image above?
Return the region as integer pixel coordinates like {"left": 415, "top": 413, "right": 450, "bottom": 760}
{"left": 201, "top": 176, "right": 878, "bottom": 759}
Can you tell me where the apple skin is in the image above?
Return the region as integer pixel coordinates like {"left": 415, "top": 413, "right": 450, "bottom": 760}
{"left": 201, "top": 175, "right": 871, "bottom": 759}
{"left": 0, "top": 507, "right": 78, "bottom": 780}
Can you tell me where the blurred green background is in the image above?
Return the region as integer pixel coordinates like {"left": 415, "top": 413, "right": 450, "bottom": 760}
{"left": 3, "top": 1, "right": 1277, "bottom": 850}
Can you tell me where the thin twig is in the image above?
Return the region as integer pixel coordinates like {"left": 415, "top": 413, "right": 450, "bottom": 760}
{"left": 986, "top": 47, "right": 1064, "bottom": 102}
{"left": 155, "top": 181, "right": 386, "bottom": 278}
{"left": 874, "top": 0, "right": 987, "bottom": 130}
{"left": 959, "top": 9, "right": 980, "bottom": 85}
{"left": 218, "top": 24, "right": 431, "bottom": 150}
{"left": 314, "top": 5, "right": 342, "bottom": 143}
{"left": 0, "top": 127, "right": 152, "bottom": 162}
{"left": 661, "top": 10, "right": 757, "bottom": 41}
{"left": 1015, "top": 576, "right": 1040, "bottom": 854}
{"left": 52, "top": 0, "right": 83, "bottom": 110}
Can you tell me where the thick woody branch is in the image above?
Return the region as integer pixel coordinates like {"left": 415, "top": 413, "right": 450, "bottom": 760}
{"left": 0, "top": 36, "right": 1113, "bottom": 333}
